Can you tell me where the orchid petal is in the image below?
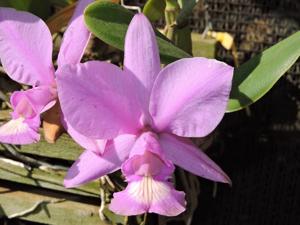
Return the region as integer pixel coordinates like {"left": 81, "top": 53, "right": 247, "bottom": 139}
{"left": 124, "top": 13, "right": 160, "bottom": 111}
{"left": 0, "top": 117, "right": 40, "bottom": 144}
{"left": 64, "top": 134, "right": 136, "bottom": 188}
{"left": 110, "top": 178, "right": 185, "bottom": 216}
{"left": 160, "top": 133, "right": 231, "bottom": 184}
{"left": 109, "top": 185, "right": 146, "bottom": 215}
{"left": 61, "top": 115, "right": 106, "bottom": 154}
{"left": 150, "top": 58, "right": 233, "bottom": 137}
{"left": 57, "top": 61, "right": 142, "bottom": 139}
{"left": 0, "top": 8, "right": 54, "bottom": 86}
{"left": 66, "top": 124, "right": 106, "bottom": 154}
{"left": 57, "top": 0, "right": 93, "bottom": 67}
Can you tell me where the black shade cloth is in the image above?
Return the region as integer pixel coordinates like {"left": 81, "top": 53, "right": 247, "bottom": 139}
{"left": 190, "top": 0, "right": 300, "bottom": 224}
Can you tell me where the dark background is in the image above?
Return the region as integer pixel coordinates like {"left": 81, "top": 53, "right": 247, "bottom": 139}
{"left": 190, "top": 0, "right": 300, "bottom": 224}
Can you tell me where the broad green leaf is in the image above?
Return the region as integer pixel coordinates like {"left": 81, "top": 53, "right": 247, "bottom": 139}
{"left": 227, "top": 31, "right": 300, "bottom": 112}
{"left": 143, "top": 0, "right": 166, "bottom": 21}
{"left": 84, "top": 1, "right": 191, "bottom": 64}
{"left": 0, "top": 0, "right": 51, "bottom": 19}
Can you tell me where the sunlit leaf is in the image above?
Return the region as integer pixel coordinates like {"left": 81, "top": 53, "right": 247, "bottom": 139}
{"left": 227, "top": 31, "right": 300, "bottom": 112}
{"left": 84, "top": 1, "right": 191, "bottom": 64}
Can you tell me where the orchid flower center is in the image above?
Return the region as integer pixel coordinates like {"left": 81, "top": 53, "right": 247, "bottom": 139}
{"left": 138, "top": 113, "right": 156, "bottom": 133}
{"left": 140, "top": 124, "right": 152, "bottom": 133}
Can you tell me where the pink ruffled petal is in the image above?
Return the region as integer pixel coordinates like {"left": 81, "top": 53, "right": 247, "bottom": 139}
{"left": 109, "top": 185, "right": 147, "bottom": 216}
{"left": 61, "top": 115, "right": 106, "bottom": 154}
{"left": 57, "top": 0, "right": 93, "bottom": 67}
{"left": 57, "top": 61, "right": 142, "bottom": 139}
{"left": 110, "top": 178, "right": 185, "bottom": 216}
{"left": 64, "top": 134, "right": 136, "bottom": 188}
{"left": 149, "top": 184, "right": 186, "bottom": 216}
{"left": 0, "top": 86, "right": 53, "bottom": 145}
{"left": 0, "top": 116, "right": 40, "bottom": 144}
{"left": 11, "top": 86, "right": 57, "bottom": 118}
{"left": 160, "top": 133, "right": 231, "bottom": 184}
{"left": 0, "top": 8, "right": 54, "bottom": 86}
{"left": 124, "top": 13, "right": 160, "bottom": 113}
{"left": 150, "top": 58, "right": 233, "bottom": 137}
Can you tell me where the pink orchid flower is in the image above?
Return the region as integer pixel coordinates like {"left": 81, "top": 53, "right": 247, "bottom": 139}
{"left": 57, "top": 13, "right": 233, "bottom": 216}
{"left": 0, "top": 0, "right": 105, "bottom": 150}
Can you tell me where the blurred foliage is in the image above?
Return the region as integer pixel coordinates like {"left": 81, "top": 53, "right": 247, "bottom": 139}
{"left": 0, "top": 0, "right": 52, "bottom": 19}
{"left": 143, "top": 0, "right": 165, "bottom": 21}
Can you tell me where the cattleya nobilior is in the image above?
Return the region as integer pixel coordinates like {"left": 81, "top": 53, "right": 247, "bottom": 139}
{"left": 0, "top": 0, "right": 106, "bottom": 151}
{"left": 57, "top": 13, "right": 233, "bottom": 216}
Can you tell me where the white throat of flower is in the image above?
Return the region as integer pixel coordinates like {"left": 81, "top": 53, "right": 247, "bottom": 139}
{"left": 0, "top": 117, "right": 27, "bottom": 135}
{"left": 128, "top": 176, "right": 170, "bottom": 205}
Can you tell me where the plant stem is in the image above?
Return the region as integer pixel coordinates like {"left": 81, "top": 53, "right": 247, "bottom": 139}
{"left": 164, "top": 0, "right": 192, "bottom": 54}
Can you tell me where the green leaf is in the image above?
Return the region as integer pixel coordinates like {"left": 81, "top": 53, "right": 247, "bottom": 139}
{"left": 0, "top": 0, "right": 51, "bottom": 19}
{"left": 103, "top": 207, "right": 126, "bottom": 224}
{"left": 177, "top": 0, "right": 198, "bottom": 27}
{"left": 143, "top": 0, "right": 166, "bottom": 21}
{"left": 227, "top": 31, "right": 300, "bottom": 112}
{"left": 84, "top": 1, "right": 191, "bottom": 64}
{"left": 49, "top": 0, "right": 72, "bottom": 7}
